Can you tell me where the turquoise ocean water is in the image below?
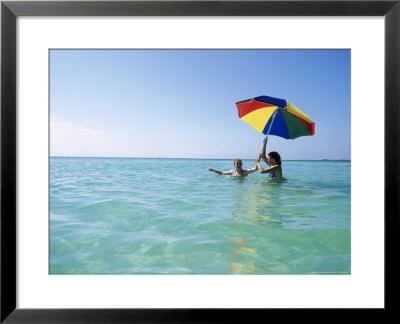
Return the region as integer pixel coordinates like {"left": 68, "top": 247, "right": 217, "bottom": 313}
{"left": 50, "top": 157, "right": 351, "bottom": 275}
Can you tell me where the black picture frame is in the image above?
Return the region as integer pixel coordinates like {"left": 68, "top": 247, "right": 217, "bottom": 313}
{"left": 1, "top": 0, "right": 399, "bottom": 322}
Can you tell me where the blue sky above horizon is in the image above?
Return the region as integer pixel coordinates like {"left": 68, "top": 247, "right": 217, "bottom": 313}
{"left": 50, "top": 49, "right": 351, "bottom": 160}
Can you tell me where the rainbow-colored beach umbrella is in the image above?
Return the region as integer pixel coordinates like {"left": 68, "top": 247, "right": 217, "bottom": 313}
{"left": 235, "top": 95, "right": 315, "bottom": 139}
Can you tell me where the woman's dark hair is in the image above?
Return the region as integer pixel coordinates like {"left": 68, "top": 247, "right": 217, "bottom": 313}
{"left": 268, "top": 151, "right": 281, "bottom": 166}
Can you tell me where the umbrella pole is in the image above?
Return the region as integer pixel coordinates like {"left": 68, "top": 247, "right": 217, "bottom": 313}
{"left": 262, "top": 109, "right": 278, "bottom": 150}
{"left": 266, "top": 109, "right": 278, "bottom": 137}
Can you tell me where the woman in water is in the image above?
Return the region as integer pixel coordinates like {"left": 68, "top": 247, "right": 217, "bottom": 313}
{"left": 208, "top": 158, "right": 258, "bottom": 177}
{"left": 256, "top": 138, "right": 283, "bottom": 179}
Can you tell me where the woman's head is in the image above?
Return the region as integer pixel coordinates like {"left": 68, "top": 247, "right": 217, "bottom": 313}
{"left": 268, "top": 152, "right": 281, "bottom": 166}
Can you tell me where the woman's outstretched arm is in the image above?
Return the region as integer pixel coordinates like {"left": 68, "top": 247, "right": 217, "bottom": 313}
{"left": 260, "top": 137, "right": 270, "bottom": 165}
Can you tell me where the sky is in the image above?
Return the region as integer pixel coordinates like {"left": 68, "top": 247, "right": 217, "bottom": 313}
{"left": 50, "top": 49, "right": 350, "bottom": 160}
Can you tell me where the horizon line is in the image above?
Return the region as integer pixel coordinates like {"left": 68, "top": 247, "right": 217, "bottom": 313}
{"left": 50, "top": 156, "right": 351, "bottom": 161}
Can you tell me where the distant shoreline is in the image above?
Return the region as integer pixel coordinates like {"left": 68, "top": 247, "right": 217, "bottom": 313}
{"left": 50, "top": 156, "right": 351, "bottom": 162}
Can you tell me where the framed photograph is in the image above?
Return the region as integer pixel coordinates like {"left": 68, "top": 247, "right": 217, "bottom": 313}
{"left": 1, "top": 0, "right": 399, "bottom": 322}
